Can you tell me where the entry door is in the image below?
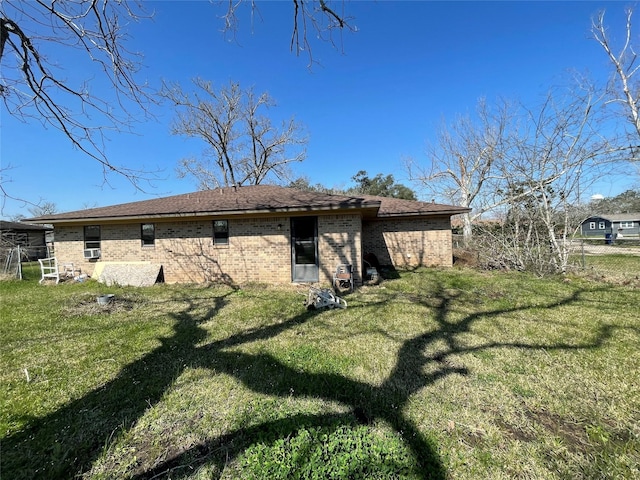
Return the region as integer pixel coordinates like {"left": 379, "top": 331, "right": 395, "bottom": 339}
{"left": 291, "top": 216, "right": 319, "bottom": 282}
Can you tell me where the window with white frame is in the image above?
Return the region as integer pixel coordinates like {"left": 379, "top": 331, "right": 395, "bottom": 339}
{"left": 589, "top": 222, "right": 596, "bottom": 230}
{"left": 620, "top": 221, "right": 634, "bottom": 228}
{"left": 598, "top": 221, "right": 606, "bottom": 229}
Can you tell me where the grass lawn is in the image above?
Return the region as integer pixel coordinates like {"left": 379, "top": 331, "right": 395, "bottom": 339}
{"left": 1, "top": 265, "right": 639, "bottom": 479}
{"left": 576, "top": 253, "right": 640, "bottom": 282}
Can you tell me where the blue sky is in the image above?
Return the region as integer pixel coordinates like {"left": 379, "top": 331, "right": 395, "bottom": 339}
{"left": 1, "top": 0, "right": 638, "bottom": 218}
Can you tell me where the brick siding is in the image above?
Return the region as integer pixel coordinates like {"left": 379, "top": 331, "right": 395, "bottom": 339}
{"left": 363, "top": 216, "right": 453, "bottom": 268}
{"left": 318, "top": 214, "right": 362, "bottom": 285}
{"left": 53, "top": 214, "right": 363, "bottom": 285}
{"left": 52, "top": 214, "right": 451, "bottom": 285}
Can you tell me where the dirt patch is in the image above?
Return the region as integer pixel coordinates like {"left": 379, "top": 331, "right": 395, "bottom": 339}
{"left": 453, "top": 248, "right": 478, "bottom": 267}
{"left": 494, "top": 417, "right": 536, "bottom": 443}
{"left": 528, "top": 409, "right": 590, "bottom": 453}
{"left": 461, "top": 429, "right": 486, "bottom": 447}
{"left": 495, "top": 409, "right": 590, "bottom": 452}
{"left": 62, "top": 292, "right": 142, "bottom": 316}
{"left": 573, "top": 269, "right": 640, "bottom": 288}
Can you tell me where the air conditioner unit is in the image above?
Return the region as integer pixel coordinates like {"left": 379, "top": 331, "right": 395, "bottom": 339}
{"left": 83, "top": 248, "right": 101, "bottom": 259}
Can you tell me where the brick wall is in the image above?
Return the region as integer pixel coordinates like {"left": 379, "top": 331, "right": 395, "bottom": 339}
{"left": 52, "top": 214, "right": 452, "bottom": 285}
{"left": 362, "top": 216, "right": 453, "bottom": 268}
{"left": 52, "top": 214, "right": 364, "bottom": 285}
{"left": 318, "top": 214, "right": 362, "bottom": 285}
{"left": 52, "top": 225, "right": 85, "bottom": 272}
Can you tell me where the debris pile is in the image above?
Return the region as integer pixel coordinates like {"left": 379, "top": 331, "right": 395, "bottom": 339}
{"left": 304, "top": 287, "right": 347, "bottom": 310}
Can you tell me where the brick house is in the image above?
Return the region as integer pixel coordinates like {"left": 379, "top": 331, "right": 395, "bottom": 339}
{"left": 26, "top": 185, "right": 470, "bottom": 286}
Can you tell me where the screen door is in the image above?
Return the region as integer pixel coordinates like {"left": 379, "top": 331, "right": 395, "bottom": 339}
{"left": 291, "top": 216, "right": 318, "bottom": 282}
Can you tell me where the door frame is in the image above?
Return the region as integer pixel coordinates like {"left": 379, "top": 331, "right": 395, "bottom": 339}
{"left": 291, "top": 216, "right": 319, "bottom": 283}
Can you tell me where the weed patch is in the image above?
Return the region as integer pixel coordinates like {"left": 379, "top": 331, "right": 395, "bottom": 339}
{"left": 235, "top": 422, "right": 420, "bottom": 479}
{"left": 61, "top": 291, "right": 143, "bottom": 316}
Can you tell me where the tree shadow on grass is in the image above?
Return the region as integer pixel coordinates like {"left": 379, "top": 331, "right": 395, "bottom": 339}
{"left": 1, "top": 292, "right": 233, "bottom": 479}
{"left": 133, "top": 282, "right": 617, "bottom": 479}
{"left": 1, "top": 280, "right": 620, "bottom": 479}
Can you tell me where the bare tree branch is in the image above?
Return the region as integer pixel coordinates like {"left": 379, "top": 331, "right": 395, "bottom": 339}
{"left": 221, "top": 0, "right": 355, "bottom": 67}
{"left": 592, "top": 8, "right": 640, "bottom": 147}
{"left": 0, "top": 0, "right": 158, "bottom": 193}
{"left": 1, "top": 0, "right": 355, "bottom": 211}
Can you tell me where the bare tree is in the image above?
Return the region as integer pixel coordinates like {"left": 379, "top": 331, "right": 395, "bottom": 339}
{"left": 592, "top": 7, "right": 640, "bottom": 150}
{"left": 161, "top": 78, "right": 308, "bottom": 189}
{"left": 407, "top": 98, "right": 514, "bottom": 244}
{"left": 28, "top": 201, "right": 57, "bottom": 218}
{"left": 482, "top": 86, "right": 618, "bottom": 274}
{"left": 411, "top": 82, "right": 632, "bottom": 274}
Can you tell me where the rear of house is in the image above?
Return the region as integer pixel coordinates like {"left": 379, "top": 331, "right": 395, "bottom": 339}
{"left": 26, "top": 186, "right": 470, "bottom": 286}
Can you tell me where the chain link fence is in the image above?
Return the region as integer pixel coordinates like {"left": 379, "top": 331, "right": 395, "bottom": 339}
{"left": 1, "top": 246, "right": 23, "bottom": 280}
{"left": 453, "top": 234, "right": 640, "bottom": 284}
{"left": 568, "top": 236, "right": 640, "bottom": 282}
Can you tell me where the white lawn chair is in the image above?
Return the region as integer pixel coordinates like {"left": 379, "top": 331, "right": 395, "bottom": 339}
{"left": 62, "top": 263, "right": 76, "bottom": 278}
{"left": 38, "top": 257, "right": 60, "bottom": 284}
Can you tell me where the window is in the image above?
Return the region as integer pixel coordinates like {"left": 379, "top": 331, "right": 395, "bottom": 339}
{"left": 589, "top": 222, "right": 596, "bottom": 230}
{"left": 141, "top": 223, "right": 155, "bottom": 246}
{"left": 621, "top": 221, "right": 634, "bottom": 228}
{"left": 84, "top": 225, "right": 101, "bottom": 249}
{"left": 213, "top": 220, "right": 229, "bottom": 245}
{"left": 598, "top": 221, "right": 606, "bottom": 230}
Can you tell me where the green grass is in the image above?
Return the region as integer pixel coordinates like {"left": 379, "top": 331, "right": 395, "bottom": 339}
{"left": 578, "top": 253, "right": 640, "bottom": 279}
{"left": 1, "top": 266, "right": 639, "bottom": 479}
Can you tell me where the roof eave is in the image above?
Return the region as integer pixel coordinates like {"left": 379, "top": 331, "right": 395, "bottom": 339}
{"left": 27, "top": 202, "right": 382, "bottom": 224}
{"left": 376, "top": 208, "right": 472, "bottom": 218}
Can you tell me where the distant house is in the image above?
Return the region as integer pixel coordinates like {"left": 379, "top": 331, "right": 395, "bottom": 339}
{"left": 580, "top": 213, "right": 640, "bottom": 237}
{"left": 25, "top": 185, "right": 470, "bottom": 286}
{"left": 0, "top": 221, "right": 52, "bottom": 260}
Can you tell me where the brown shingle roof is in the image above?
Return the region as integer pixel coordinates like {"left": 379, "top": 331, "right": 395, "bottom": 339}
{"left": 357, "top": 194, "right": 470, "bottom": 217}
{"left": 25, "top": 185, "right": 470, "bottom": 224}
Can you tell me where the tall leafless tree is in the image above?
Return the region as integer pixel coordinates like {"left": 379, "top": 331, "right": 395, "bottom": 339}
{"left": 407, "top": 98, "right": 514, "bottom": 244}
{"left": 493, "top": 88, "right": 607, "bottom": 273}
{"left": 411, "top": 81, "right": 633, "bottom": 273}
{"left": 480, "top": 83, "right": 636, "bottom": 274}
{"left": 161, "top": 78, "right": 308, "bottom": 189}
{"left": 592, "top": 7, "right": 640, "bottom": 152}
